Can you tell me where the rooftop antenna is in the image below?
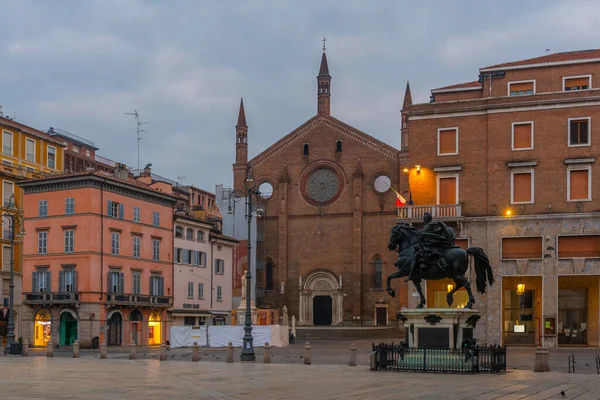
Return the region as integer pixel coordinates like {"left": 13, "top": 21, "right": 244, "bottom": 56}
{"left": 125, "top": 110, "right": 149, "bottom": 172}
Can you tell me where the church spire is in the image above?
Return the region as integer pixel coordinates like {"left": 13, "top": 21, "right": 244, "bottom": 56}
{"left": 317, "top": 37, "right": 331, "bottom": 115}
{"left": 403, "top": 81, "right": 412, "bottom": 110}
{"left": 234, "top": 97, "right": 248, "bottom": 190}
{"left": 237, "top": 97, "right": 247, "bottom": 127}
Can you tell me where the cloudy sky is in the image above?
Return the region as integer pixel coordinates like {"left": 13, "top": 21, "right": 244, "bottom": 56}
{"left": 2, "top": 0, "right": 599, "bottom": 191}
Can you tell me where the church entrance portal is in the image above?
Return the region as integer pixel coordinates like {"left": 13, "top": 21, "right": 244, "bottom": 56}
{"left": 313, "top": 296, "right": 333, "bottom": 325}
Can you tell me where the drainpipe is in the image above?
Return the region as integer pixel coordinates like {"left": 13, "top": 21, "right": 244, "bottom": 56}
{"left": 210, "top": 238, "right": 216, "bottom": 310}
{"left": 100, "top": 181, "right": 104, "bottom": 301}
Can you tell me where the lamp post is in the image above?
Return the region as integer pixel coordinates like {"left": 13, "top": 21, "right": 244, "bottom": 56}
{"left": 3, "top": 194, "right": 25, "bottom": 354}
{"left": 227, "top": 167, "right": 264, "bottom": 362}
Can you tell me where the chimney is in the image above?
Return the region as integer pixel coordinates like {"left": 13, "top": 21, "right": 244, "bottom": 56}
{"left": 142, "top": 163, "right": 152, "bottom": 177}
{"left": 114, "top": 163, "right": 129, "bottom": 180}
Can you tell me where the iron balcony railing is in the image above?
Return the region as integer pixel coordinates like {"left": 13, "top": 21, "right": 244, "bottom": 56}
{"left": 23, "top": 292, "right": 80, "bottom": 304}
{"left": 372, "top": 343, "right": 506, "bottom": 374}
{"left": 105, "top": 293, "right": 172, "bottom": 307}
{"left": 398, "top": 204, "right": 462, "bottom": 221}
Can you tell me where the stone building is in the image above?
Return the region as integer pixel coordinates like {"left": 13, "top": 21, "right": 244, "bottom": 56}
{"left": 402, "top": 49, "right": 600, "bottom": 347}
{"left": 232, "top": 49, "right": 407, "bottom": 326}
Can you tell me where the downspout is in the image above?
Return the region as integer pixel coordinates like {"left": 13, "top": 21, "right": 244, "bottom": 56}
{"left": 100, "top": 180, "right": 104, "bottom": 301}
{"left": 210, "top": 238, "right": 216, "bottom": 309}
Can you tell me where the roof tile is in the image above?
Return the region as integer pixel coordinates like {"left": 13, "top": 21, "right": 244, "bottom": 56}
{"left": 482, "top": 49, "right": 600, "bottom": 70}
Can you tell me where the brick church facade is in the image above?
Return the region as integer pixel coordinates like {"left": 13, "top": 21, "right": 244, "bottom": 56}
{"left": 233, "top": 50, "right": 408, "bottom": 326}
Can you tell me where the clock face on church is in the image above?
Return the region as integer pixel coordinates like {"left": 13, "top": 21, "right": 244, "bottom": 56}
{"left": 306, "top": 168, "right": 340, "bottom": 203}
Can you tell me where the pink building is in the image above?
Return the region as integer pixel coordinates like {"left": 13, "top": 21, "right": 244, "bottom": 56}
{"left": 18, "top": 166, "right": 176, "bottom": 348}
{"left": 171, "top": 211, "right": 237, "bottom": 326}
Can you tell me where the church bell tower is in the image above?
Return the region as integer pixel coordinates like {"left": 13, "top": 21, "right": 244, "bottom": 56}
{"left": 317, "top": 38, "right": 331, "bottom": 115}
{"left": 233, "top": 97, "right": 248, "bottom": 191}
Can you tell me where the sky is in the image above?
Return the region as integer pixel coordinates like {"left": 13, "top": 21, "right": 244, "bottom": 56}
{"left": 2, "top": 0, "right": 600, "bottom": 191}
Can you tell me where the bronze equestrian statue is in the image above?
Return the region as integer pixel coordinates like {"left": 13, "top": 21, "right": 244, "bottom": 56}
{"left": 386, "top": 213, "right": 494, "bottom": 309}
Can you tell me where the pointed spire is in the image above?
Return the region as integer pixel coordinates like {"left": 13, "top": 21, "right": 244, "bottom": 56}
{"left": 403, "top": 81, "right": 412, "bottom": 109}
{"left": 318, "top": 52, "right": 330, "bottom": 77}
{"left": 236, "top": 97, "right": 247, "bottom": 127}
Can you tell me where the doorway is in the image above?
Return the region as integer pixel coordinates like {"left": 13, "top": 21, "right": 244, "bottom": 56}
{"left": 376, "top": 307, "right": 387, "bottom": 326}
{"left": 558, "top": 289, "right": 588, "bottom": 346}
{"left": 60, "top": 312, "right": 77, "bottom": 346}
{"left": 130, "top": 310, "right": 143, "bottom": 345}
{"left": 107, "top": 313, "right": 122, "bottom": 346}
{"left": 313, "top": 296, "right": 332, "bottom": 326}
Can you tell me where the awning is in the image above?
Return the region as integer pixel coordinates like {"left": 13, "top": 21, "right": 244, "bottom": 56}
{"left": 210, "top": 310, "right": 231, "bottom": 316}
{"left": 169, "top": 309, "right": 212, "bottom": 316}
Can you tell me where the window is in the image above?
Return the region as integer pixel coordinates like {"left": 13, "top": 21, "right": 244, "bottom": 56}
{"left": 563, "top": 75, "right": 591, "bottom": 91}
{"left": 3, "top": 181, "right": 13, "bottom": 206}
{"left": 217, "top": 286, "right": 222, "bottom": 301}
{"left": 175, "top": 248, "right": 182, "bottom": 264}
{"left": 33, "top": 269, "right": 51, "bottom": 292}
{"left": 175, "top": 226, "right": 183, "bottom": 238}
{"left": 64, "top": 229, "right": 74, "bottom": 253}
{"left": 183, "top": 249, "right": 190, "bottom": 264}
{"left": 65, "top": 198, "right": 75, "bottom": 215}
{"left": 108, "top": 271, "right": 123, "bottom": 294}
{"left": 2, "top": 131, "right": 12, "bottom": 155}
{"left": 59, "top": 269, "right": 77, "bottom": 292}
{"left": 303, "top": 143, "right": 309, "bottom": 155}
{"left": 2, "top": 216, "right": 10, "bottom": 240}
{"left": 511, "top": 170, "right": 534, "bottom": 204}
{"left": 72, "top": 145, "right": 79, "bottom": 153}
{"left": 509, "top": 80, "right": 535, "bottom": 96}
{"left": 133, "top": 236, "right": 141, "bottom": 258}
{"left": 111, "top": 232, "right": 120, "bottom": 255}
{"left": 437, "top": 128, "right": 458, "bottom": 156}
{"left": 47, "top": 146, "right": 56, "bottom": 169}
{"left": 38, "top": 231, "right": 48, "bottom": 254}
{"left": 568, "top": 167, "right": 591, "bottom": 201}
{"left": 150, "top": 275, "right": 164, "bottom": 296}
{"left": 186, "top": 228, "right": 194, "bottom": 240}
{"left": 374, "top": 258, "right": 383, "bottom": 289}
{"left": 558, "top": 235, "right": 600, "bottom": 258}
{"left": 188, "top": 282, "right": 194, "bottom": 298}
{"left": 152, "top": 239, "right": 160, "bottom": 261}
{"left": 2, "top": 246, "right": 11, "bottom": 271}
{"left": 501, "top": 237, "right": 543, "bottom": 260}
{"left": 133, "top": 206, "right": 140, "bottom": 222}
{"left": 85, "top": 149, "right": 91, "bottom": 157}
{"left": 39, "top": 200, "right": 48, "bottom": 216}
{"left": 197, "top": 230, "right": 204, "bottom": 242}
{"left": 266, "top": 261, "right": 274, "bottom": 291}
{"left": 152, "top": 211, "right": 160, "bottom": 227}
{"left": 569, "top": 118, "right": 590, "bottom": 146}
{"left": 437, "top": 175, "right": 458, "bottom": 205}
{"left": 215, "top": 259, "right": 225, "bottom": 275}
{"left": 132, "top": 272, "right": 141, "bottom": 294}
{"left": 26, "top": 138, "right": 35, "bottom": 162}
{"left": 107, "top": 200, "right": 124, "bottom": 219}
{"left": 335, "top": 140, "right": 342, "bottom": 153}
{"left": 512, "top": 122, "right": 534, "bottom": 151}
{"left": 198, "top": 283, "right": 204, "bottom": 299}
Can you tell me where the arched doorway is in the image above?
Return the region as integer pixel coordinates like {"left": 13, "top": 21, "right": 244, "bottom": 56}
{"left": 59, "top": 310, "right": 78, "bottom": 346}
{"left": 107, "top": 312, "right": 122, "bottom": 346}
{"left": 130, "top": 309, "right": 143, "bottom": 345}
{"left": 34, "top": 309, "right": 52, "bottom": 347}
{"left": 299, "top": 271, "right": 343, "bottom": 326}
{"left": 148, "top": 312, "right": 161, "bottom": 345}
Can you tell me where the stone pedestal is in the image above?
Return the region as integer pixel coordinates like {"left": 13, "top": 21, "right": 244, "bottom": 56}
{"left": 399, "top": 308, "right": 481, "bottom": 349}
{"left": 534, "top": 349, "right": 550, "bottom": 372}
{"left": 236, "top": 301, "right": 258, "bottom": 325}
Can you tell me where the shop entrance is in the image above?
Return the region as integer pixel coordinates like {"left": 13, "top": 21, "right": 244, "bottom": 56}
{"left": 148, "top": 312, "right": 161, "bottom": 345}
{"left": 34, "top": 309, "right": 52, "bottom": 347}
{"left": 313, "top": 296, "right": 332, "bottom": 326}
{"left": 502, "top": 276, "right": 542, "bottom": 346}
{"left": 60, "top": 312, "right": 77, "bottom": 346}
{"left": 107, "top": 312, "right": 122, "bottom": 346}
{"left": 557, "top": 275, "right": 600, "bottom": 346}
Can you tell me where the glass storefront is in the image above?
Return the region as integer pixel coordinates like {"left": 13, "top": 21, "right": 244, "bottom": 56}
{"left": 503, "top": 289, "right": 536, "bottom": 345}
{"left": 558, "top": 289, "right": 588, "bottom": 346}
{"left": 34, "top": 309, "right": 52, "bottom": 347}
{"left": 427, "top": 278, "right": 469, "bottom": 308}
{"left": 148, "top": 312, "right": 161, "bottom": 345}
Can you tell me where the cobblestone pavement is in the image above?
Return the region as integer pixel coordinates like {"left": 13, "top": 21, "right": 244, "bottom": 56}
{"left": 1, "top": 356, "right": 600, "bottom": 399}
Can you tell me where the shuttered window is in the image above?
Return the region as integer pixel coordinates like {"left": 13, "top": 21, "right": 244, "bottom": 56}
{"left": 438, "top": 177, "right": 457, "bottom": 205}
{"left": 501, "top": 237, "right": 543, "bottom": 260}
{"left": 455, "top": 238, "right": 469, "bottom": 249}
{"left": 438, "top": 128, "right": 458, "bottom": 155}
{"left": 564, "top": 76, "right": 590, "bottom": 91}
{"left": 558, "top": 235, "right": 600, "bottom": 258}
{"left": 509, "top": 81, "right": 534, "bottom": 96}
{"left": 512, "top": 123, "right": 533, "bottom": 150}
{"left": 568, "top": 168, "right": 590, "bottom": 201}
{"left": 512, "top": 172, "right": 533, "bottom": 203}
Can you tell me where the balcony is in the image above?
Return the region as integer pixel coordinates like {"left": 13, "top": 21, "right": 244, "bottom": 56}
{"left": 105, "top": 293, "right": 172, "bottom": 307}
{"left": 23, "top": 292, "right": 80, "bottom": 305}
{"left": 398, "top": 204, "right": 462, "bottom": 223}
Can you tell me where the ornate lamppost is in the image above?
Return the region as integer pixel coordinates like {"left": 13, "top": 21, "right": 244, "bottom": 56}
{"left": 227, "top": 167, "right": 264, "bottom": 362}
{"left": 3, "top": 194, "right": 26, "bottom": 355}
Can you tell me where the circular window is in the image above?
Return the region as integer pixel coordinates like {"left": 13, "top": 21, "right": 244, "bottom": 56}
{"left": 373, "top": 175, "right": 391, "bottom": 193}
{"left": 258, "top": 182, "right": 273, "bottom": 199}
{"left": 306, "top": 168, "right": 340, "bottom": 203}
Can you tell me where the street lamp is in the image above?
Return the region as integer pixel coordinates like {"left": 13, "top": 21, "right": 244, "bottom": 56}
{"left": 3, "top": 194, "right": 25, "bottom": 355}
{"left": 227, "top": 167, "right": 264, "bottom": 362}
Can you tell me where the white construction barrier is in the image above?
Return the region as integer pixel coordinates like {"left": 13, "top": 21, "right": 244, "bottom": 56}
{"left": 169, "top": 325, "right": 208, "bottom": 348}
{"left": 208, "top": 325, "right": 289, "bottom": 348}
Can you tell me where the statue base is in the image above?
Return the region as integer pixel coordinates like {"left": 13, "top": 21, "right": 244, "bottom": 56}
{"left": 398, "top": 308, "right": 480, "bottom": 349}
{"left": 236, "top": 302, "right": 258, "bottom": 326}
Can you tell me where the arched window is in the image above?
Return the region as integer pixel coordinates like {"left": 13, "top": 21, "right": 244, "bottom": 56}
{"left": 175, "top": 226, "right": 183, "bottom": 238}
{"left": 303, "top": 143, "right": 309, "bottom": 155}
{"left": 266, "top": 261, "right": 274, "bottom": 291}
{"left": 197, "top": 230, "right": 204, "bottom": 242}
{"left": 374, "top": 258, "right": 383, "bottom": 289}
{"left": 186, "top": 228, "right": 194, "bottom": 240}
{"left": 335, "top": 140, "right": 342, "bottom": 153}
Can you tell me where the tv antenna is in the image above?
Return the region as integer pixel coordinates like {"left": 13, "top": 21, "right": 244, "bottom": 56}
{"left": 125, "top": 110, "right": 149, "bottom": 171}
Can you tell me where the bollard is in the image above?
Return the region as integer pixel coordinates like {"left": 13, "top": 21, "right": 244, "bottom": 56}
{"left": 159, "top": 343, "right": 167, "bottom": 361}
{"left": 129, "top": 343, "right": 137, "bottom": 360}
{"left": 47, "top": 341, "right": 54, "bottom": 357}
{"left": 226, "top": 341, "right": 234, "bottom": 363}
{"left": 0, "top": 343, "right": 5, "bottom": 356}
{"left": 349, "top": 342, "right": 357, "bottom": 367}
{"left": 304, "top": 341, "right": 311, "bottom": 365}
{"left": 370, "top": 351, "right": 377, "bottom": 371}
{"left": 263, "top": 342, "right": 271, "bottom": 364}
{"left": 534, "top": 348, "right": 550, "bottom": 372}
{"left": 100, "top": 341, "right": 107, "bottom": 359}
{"left": 22, "top": 339, "right": 29, "bottom": 357}
{"left": 192, "top": 341, "right": 199, "bottom": 362}
{"left": 73, "top": 340, "right": 80, "bottom": 358}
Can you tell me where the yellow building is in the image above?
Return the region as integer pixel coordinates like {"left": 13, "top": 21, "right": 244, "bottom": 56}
{"left": 1, "top": 115, "right": 64, "bottom": 341}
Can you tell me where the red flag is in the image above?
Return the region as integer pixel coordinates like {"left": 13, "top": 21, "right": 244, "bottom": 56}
{"left": 395, "top": 192, "right": 406, "bottom": 207}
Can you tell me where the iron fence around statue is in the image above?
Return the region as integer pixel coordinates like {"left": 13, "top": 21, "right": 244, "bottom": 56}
{"left": 372, "top": 343, "right": 506, "bottom": 374}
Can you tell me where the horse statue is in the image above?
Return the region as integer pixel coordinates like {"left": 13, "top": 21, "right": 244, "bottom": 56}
{"left": 386, "top": 221, "right": 494, "bottom": 309}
